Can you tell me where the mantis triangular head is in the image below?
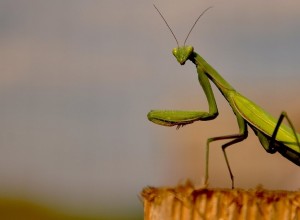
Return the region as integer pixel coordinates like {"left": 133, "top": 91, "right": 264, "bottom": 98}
{"left": 172, "top": 46, "right": 194, "bottom": 65}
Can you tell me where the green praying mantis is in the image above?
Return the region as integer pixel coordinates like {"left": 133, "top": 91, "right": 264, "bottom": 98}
{"left": 148, "top": 5, "right": 300, "bottom": 188}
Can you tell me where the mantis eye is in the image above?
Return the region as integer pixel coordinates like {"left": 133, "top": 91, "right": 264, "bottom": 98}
{"left": 172, "top": 48, "right": 178, "bottom": 56}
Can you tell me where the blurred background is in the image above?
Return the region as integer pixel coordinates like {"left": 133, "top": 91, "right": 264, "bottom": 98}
{"left": 0, "top": 0, "right": 300, "bottom": 219}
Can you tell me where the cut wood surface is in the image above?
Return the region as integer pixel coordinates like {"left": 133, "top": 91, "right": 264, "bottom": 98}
{"left": 141, "top": 181, "right": 300, "bottom": 220}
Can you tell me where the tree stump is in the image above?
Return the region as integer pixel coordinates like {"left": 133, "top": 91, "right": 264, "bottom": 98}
{"left": 141, "top": 181, "right": 300, "bottom": 220}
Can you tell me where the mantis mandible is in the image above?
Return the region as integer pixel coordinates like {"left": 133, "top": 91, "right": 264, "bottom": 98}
{"left": 148, "top": 5, "right": 300, "bottom": 188}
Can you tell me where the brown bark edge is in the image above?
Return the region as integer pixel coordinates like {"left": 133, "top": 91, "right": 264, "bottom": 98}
{"left": 141, "top": 180, "right": 300, "bottom": 220}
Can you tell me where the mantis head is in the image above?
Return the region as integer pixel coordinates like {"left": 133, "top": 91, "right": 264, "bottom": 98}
{"left": 172, "top": 46, "right": 194, "bottom": 65}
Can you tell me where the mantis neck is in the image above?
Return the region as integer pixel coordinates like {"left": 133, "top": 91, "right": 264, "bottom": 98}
{"left": 190, "top": 51, "right": 235, "bottom": 95}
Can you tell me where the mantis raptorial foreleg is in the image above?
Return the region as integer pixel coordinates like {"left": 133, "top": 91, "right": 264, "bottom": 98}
{"left": 147, "top": 65, "right": 218, "bottom": 127}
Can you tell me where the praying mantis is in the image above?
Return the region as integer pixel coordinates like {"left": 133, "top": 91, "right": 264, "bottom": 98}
{"left": 148, "top": 5, "right": 300, "bottom": 188}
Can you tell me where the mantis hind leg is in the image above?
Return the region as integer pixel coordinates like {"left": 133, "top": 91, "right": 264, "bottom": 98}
{"left": 269, "top": 112, "right": 300, "bottom": 152}
{"left": 264, "top": 111, "right": 300, "bottom": 165}
{"left": 205, "top": 115, "right": 247, "bottom": 189}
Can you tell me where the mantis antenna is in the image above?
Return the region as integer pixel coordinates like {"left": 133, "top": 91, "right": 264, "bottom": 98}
{"left": 153, "top": 4, "right": 179, "bottom": 47}
{"left": 153, "top": 4, "right": 213, "bottom": 46}
{"left": 184, "top": 6, "right": 213, "bottom": 46}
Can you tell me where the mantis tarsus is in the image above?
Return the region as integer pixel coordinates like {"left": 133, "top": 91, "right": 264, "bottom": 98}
{"left": 148, "top": 5, "right": 300, "bottom": 188}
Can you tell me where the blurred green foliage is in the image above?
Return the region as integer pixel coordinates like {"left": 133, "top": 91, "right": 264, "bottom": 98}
{"left": 0, "top": 197, "right": 142, "bottom": 220}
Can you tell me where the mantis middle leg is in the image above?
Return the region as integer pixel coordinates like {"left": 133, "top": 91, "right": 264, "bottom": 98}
{"left": 205, "top": 114, "right": 248, "bottom": 189}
